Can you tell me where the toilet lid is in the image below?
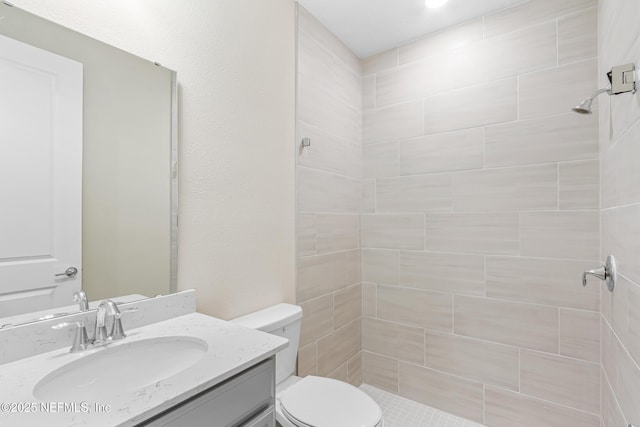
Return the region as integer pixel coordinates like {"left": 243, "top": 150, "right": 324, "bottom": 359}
{"left": 279, "top": 376, "right": 382, "bottom": 427}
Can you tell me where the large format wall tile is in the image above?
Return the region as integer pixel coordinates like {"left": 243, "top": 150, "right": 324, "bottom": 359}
{"left": 484, "top": 113, "right": 598, "bottom": 167}
{"left": 441, "top": 21, "right": 556, "bottom": 90}
{"left": 486, "top": 256, "right": 599, "bottom": 310}
{"left": 453, "top": 164, "right": 558, "bottom": 211}
{"left": 399, "top": 18, "right": 483, "bottom": 65}
{"left": 559, "top": 308, "right": 600, "bottom": 363}
{"left": 363, "top": 48, "right": 397, "bottom": 76}
{"left": 425, "top": 213, "right": 519, "bottom": 255}
{"left": 297, "top": 213, "right": 316, "bottom": 257}
{"left": 296, "top": 7, "right": 363, "bottom": 383}
{"left": 316, "top": 319, "right": 360, "bottom": 376}
{"left": 315, "top": 214, "right": 359, "bottom": 254}
{"left": 602, "top": 205, "right": 640, "bottom": 286}
{"left": 334, "top": 284, "right": 361, "bottom": 329}
{"left": 377, "top": 285, "right": 453, "bottom": 331}
{"left": 362, "top": 75, "right": 375, "bottom": 109}
{"left": 363, "top": 101, "right": 423, "bottom": 144}
{"left": 424, "top": 331, "right": 519, "bottom": 391}
{"left": 601, "top": 120, "right": 640, "bottom": 208}
{"left": 520, "top": 350, "right": 600, "bottom": 413}
{"left": 423, "top": 78, "right": 518, "bottom": 134}
{"left": 312, "top": 0, "right": 608, "bottom": 422}
{"left": 298, "top": 7, "right": 360, "bottom": 74}
{"left": 298, "top": 167, "right": 361, "bottom": 213}
{"left": 347, "top": 352, "right": 362, "bottom": 386}
{"left": 299, "top": 294, "right": 334, "bottom": 347}
{"left": 362, "top": 180, "right": 375, "bottom": 213}
{"left": 362, "top": 317, "right": 424, "bottom": 364}
{"left": 628, "top": 282, "right": 640, "bottom": 367}
{"left": 618, "top": 343, "right": 640, "bottom": 424}
{"left": 485, "top": 387, "right": 601, "bottom": 427}
{"left": 520, "top": 211, "right": 599, "bottom": 260}
{"left": 400, "top": 251, "right": 485, "bottom": 296}
{"left": 399, "top": 128, "right": 484, "bottom": 175}
{"left": 399, "top": 363, "right": 484, "bottom": 423}
{"left": 519, "top": 59, "right": 598, "bottom": 119}
{"left": 297, "top": 343, "right": 316, "bottom": 377}
{"left": 298, "top": 76, "right": 359, "bottom": 142}
{"left": 362, "top": 249, "right": 399, "bottom": 285}
{"left": 362, "top": 284, "right": 376, "bottom": 317}
{"left": 363, "top": 142, "right": 398, "bottom": 179}
{"left": 316, "top": 214, "right": 360, "bottom": 253}
{"left": 297, "top": 120, "right": 360, "bottom": 178}
{"left": 362, "top": 351, "right": 399, "bottom": 393}
{"left": 454, "top": 296, "right": 559, "bottom": 352}
{"left": 483, "top": 0, "right": 598, "bottom": 38}
{"left": 559, "top": 160, "right": 599, "bottom": 210}
{"left": 376, "top": 55, "right": 450, "bottom": 106}
{"left": 377, "top": 174, "right": 452, "bottom": 213}
{"left": 602, "top": 376, "right": 627, "bottom": 427}
{"left": 558, "top": 7, "right": 598, "bottom": 65}
{"left": 481, "top": 21, "right": 557, "bottom": 81}
{"left": 298, "top": 252, "right": 347, "bottom": 302}
{"left": 361, "top": 214, "right": 425, "bottom": 249}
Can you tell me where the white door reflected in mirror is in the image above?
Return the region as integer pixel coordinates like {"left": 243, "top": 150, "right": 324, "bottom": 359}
{"left": 0, "top": 34, "right": 82, "bottom": 316}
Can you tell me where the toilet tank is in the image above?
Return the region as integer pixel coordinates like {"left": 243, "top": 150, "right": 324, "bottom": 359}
{"left": 231, "top": 303, "right": 302, "bottom": 385}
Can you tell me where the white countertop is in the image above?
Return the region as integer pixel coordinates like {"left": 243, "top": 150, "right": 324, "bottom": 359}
{"left": 0, "top": 294, "right": 148, "bottom": 330}
{"left": 0, "top": 312, "right": 288, "bottom": 426}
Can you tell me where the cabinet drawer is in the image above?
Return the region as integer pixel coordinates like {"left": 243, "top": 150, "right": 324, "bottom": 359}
{"left": 241, "top": 406, "right": 275, "bottom": 427}
{"left": 140, "top": 357, "right": 275, "bottom": 427}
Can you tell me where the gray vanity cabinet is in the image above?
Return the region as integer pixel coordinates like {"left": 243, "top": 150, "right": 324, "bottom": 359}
{"left": 139, "top": 357, "right": 275, "bottom": 427}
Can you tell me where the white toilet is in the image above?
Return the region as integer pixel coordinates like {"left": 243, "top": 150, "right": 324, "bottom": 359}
{"left": 232, "top": 303, "right": 383, "bottom": 427}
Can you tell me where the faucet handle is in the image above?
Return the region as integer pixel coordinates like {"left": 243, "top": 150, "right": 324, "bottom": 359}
{"left": 73, "top": 290, "right": 89, "bottom": 311}
{"left": 110, "top": 307, "right": 137, "bottom": 340}
{"left": 110, "top": 313, "right": 126, "bottom": 340}
{"left": 52, "top": 321, "right": 91, "bottom": 353}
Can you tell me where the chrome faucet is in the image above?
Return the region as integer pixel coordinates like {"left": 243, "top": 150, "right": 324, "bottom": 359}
{"left": 73, "top": 290, "right": 89, "bottom": 311}
{"left": 53, "top": 300, "right": 136, "bottom": 352}
{"left": 94, "top": 299, "right": 127, "bottom": 343}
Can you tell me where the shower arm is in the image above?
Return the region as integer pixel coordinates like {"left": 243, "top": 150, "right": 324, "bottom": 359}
{"left": 586, "top": 87, "right": 611, "bottom": 101}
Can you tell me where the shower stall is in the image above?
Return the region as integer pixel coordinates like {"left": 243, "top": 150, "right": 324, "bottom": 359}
{"left": 294, "top": 0, "right": 640, "bottom": 426}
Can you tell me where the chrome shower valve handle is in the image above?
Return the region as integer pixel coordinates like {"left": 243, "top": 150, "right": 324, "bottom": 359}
{"left": 582, "top": 267, "right": 606, "bottom": 286}
{"left": 582, "top": 255, "right": 616, "bottom": 292}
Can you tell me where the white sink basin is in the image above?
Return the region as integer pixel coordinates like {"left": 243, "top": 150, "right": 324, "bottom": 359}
{"left": 33, "top": 336, "right": 208, "bottom": 402}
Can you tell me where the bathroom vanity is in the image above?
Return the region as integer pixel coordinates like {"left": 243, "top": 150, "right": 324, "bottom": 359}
{"left": 0, "top": 298, "right": 287, "bottom": 427}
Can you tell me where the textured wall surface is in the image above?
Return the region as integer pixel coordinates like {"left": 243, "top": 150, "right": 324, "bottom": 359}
{"left": 11, "top": 0, "right": 297, "bottom": 319}
{"left": 295, "top": 6, "right": 363, "bottom": 385}
{"left": 598, "top": 1, "right": 640, "bottom": 426}
{"left": 360, "top": 1, "right": 601, "bottom": 425}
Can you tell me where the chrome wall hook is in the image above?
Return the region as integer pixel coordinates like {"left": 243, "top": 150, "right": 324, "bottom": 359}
{"left": 582, "top": 255, "right": 616, "bottom": 292}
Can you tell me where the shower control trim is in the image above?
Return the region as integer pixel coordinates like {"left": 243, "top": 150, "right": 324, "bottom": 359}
{"left": 610, "top": 63, "right": 636, "bottom": 95}
{"left": 582, "top": 255, "right": 616, "bottom": 293}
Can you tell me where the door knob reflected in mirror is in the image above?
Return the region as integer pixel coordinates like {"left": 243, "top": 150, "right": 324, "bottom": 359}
{"left": 55, "top": 267, "right": 78, "bottom": 278}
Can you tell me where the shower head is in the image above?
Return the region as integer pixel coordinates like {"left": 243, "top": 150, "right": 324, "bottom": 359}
{"left": 572, "top": 87, "right": 611, "bottom": 114}
{"left": 572, "top": 98, "right": 594, "bottom": 114}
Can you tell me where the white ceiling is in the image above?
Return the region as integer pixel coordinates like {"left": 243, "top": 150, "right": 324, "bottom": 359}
{"left": 297, "top": 0, "right": 525, "bottom": 58}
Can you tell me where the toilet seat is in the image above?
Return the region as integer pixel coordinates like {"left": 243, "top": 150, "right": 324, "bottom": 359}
{"left": 278, "top": 376, "right": 382, "bottom": 427}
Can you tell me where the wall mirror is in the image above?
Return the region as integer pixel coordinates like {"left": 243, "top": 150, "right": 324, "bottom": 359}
{"left": 0, "top": 2, "right": 178, "bottom": 326}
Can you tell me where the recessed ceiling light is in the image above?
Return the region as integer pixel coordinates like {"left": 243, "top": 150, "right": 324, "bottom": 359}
{"left": 425, "top": 0, "right": 449, "bottom": 8}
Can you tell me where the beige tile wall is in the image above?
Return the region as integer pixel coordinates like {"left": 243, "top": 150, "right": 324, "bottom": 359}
{"left": 297, "top": 1, "right": 640, "bottom": 425}
{"left": 598, "top": 0, "right": 640, "bottom": 426}
{"left": 295, "top": 6, "right": 363, "bottom": 385}
{"left": 361, "top": 0, "right": 601, "bottom": 425}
